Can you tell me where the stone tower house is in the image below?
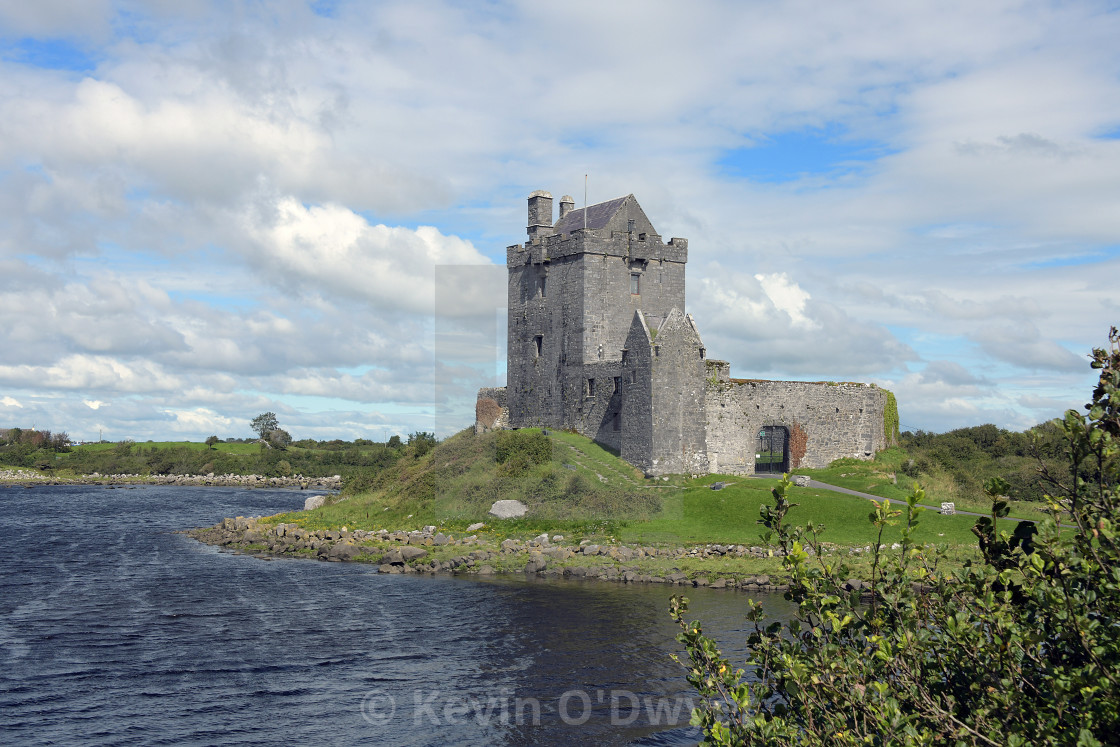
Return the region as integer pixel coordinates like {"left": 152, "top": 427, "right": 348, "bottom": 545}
{"left": 476, "top": 190, "right": 895, "bottom": 476}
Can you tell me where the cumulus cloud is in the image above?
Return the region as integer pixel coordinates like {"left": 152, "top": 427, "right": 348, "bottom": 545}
{"left": 691, "top": 266, "right": 916, "bottom": 378}
{"left": 238, "top": 197, "right": 491, "bottom": 313}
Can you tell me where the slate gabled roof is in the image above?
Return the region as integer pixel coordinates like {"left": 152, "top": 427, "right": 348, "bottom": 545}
{"left": 553, "top": 194, "right": 631, "bottom": 235}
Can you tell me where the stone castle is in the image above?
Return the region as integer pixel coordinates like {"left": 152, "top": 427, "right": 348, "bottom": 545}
{"left": 475, "top": 190, "right": 896, "bottom": 476}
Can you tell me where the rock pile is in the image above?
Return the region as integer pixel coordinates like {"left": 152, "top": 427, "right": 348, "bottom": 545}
{"left": 186, "top": 519, "right": 794, "bottom": 591}
{"left": 81, "top": 473, "right": 342, "bottom": 488}
{"left": 0, "top": 468, "right": 49, "bottom": 481}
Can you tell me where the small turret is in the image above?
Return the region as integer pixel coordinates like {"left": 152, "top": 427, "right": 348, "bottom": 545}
{"left": 527, "top": 190, "right": 554, "bottom": 240}
{"left": 558, "top": 195, "right": 575, "bottom": 220}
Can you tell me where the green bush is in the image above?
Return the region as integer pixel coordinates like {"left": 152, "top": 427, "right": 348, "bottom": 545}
{"left": 673, "top": 328, "right": 1120, "bottom": 746}
{"left": 494, "top": 429, "right": 552, "bottom": 466}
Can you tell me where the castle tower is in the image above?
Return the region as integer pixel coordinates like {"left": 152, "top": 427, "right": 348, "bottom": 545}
{"left": 506, "top": 189, "right": 690, "bottom": 451}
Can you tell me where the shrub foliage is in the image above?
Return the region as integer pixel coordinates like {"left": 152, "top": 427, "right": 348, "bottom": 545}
{"left": 672, "top": 328, "right": 1120, "bottom": 746}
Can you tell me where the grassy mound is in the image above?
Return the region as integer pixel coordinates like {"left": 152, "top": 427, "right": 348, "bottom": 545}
{"left": 272, "top": 428, "right": 664, "bottom": 533}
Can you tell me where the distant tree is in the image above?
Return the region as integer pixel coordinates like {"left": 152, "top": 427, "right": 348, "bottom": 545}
{"left": 250, "top": 412, "right": 279, "bottom": 440}
{"left": 407, "top": 431, "right": 437, "bottom": 458}
{"left": 268, "top": 428, "right": 292, "bottom": 450}
{"left": 205, "top": 435, "right": 220, "bottom": 451}
{"left": 387, "top": 434, "right": 402, "bottom": 449}
{"left": 50, "top": 431, "right": 71, "bottom": 452}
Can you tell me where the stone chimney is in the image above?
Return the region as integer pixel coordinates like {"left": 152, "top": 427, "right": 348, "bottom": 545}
{"left": 558, "top": 194, "right": 575, "bottom": 220}
{"left": 527, "top": 190, "right": 554, "bottom": 240}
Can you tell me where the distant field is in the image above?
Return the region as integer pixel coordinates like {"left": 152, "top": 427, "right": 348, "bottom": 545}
{"left": 72, "top": 441, "right": 263, "bottom": 455}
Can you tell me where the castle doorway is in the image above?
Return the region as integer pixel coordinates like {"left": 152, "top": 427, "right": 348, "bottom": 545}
{"left": 755, "top": 426, "right": 790, "bottom": 474}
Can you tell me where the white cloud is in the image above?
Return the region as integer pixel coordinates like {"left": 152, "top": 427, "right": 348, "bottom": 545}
{"left": 1, "top": 395, "right": 22, "bottom": 407}
{"left": 238, "top": 197, "right": 491, "bottom": 313}
{"left": 754, "top": 273, "right": 815, "bottom": 329}
{"left": 0, "top": 355, "right": 184, "bottom": 393}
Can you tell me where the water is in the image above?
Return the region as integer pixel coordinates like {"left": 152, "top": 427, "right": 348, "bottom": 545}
{"left": 0, "top": 484, "right": 793, "bottom": 746}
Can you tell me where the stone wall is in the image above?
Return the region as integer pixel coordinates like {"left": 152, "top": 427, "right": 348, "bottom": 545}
{"left": 647, "top": 310, "right": 709, "bottom": 476}
{"left": 474, "top": 386, "right": 509, "bottom": 434}
{"left": 620, "top": 312, "right": 655, "bottom": 471}
{"left": 705, "top": 379, "right": 890, "bottom": 474}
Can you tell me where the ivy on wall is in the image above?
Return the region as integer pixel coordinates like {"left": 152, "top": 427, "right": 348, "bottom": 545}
{"left": 883, "top": 389, "right": 899, "bottom": 445}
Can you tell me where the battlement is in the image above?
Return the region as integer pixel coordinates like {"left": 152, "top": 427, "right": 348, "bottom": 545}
{"left": 507, "top": 231, "right": 688, "bottom": 266}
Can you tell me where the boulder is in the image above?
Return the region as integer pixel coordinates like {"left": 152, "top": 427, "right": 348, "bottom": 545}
{"left": 792, "top": 475, "right": 811, "bottom": 487}
{"left": 303, "top": 495, "right": 326, "bottom": 511}
{"left": 524, "top": 555, "right": 547, "bottom": 574}
{"left": 328, "top": 543, "right": 364, "bottom": 561}
{"left": 466, "top": 522, "right": 486, "bottom": 532}
{"left": 489, "top": 499, "right": 528, "bottom": 519}
{"left": 709, "top": 481, "right": 726, "bottom": 491}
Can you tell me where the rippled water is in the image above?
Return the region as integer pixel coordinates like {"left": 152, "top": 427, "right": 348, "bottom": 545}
{"left": 0, "top": 484, "right": 793, "bottom": 746}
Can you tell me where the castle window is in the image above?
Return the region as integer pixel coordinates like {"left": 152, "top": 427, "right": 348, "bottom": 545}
{"left": 621, "top": 349, "right": 628, "bottom": 363}
{"left": 613, "top": 412, "right": 621, "bottom": 431}
{"left": 630, "top": 273, "right": 640, "bottom": 295}
{"left": 654, "top": 345, "right": 660, "bottom": 357}
{"left": 586, "top": 378, "right": 595, "bottom": 397}
{"left": 539, "top": 276, "right": 546, "bottom": 297}
{"left": 638, "top": 232, "right": 646, "bottom": 241}
{"left": 699, "top": 347, "right": 705, "bottom": 359}
{"left": 627, "top": 219, "right": 635, "bottom": 232}
{"left": 534, "top": 335, "right": 543, "bottom": 357}
{"left": 629, "top": 370, "right": 637, "bottom": 384}
{"left": 613, "top": 376, "right": 621, "bottom": 393}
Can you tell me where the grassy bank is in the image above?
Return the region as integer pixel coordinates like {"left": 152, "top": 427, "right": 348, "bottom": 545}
{"left": 266, "top": 428, "right": 1009, "bottom": 557}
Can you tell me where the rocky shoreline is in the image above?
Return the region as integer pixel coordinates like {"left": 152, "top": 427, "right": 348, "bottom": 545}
{"left": 186, "top": 516, "right": 821, "bottom": 592}
{"left": 0, "top": 469, "right": 342, "bottom": 490}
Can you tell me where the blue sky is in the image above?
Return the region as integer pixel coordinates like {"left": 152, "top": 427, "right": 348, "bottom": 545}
{"left": 0, "top": 0, "right": 1117, "bottom": 443}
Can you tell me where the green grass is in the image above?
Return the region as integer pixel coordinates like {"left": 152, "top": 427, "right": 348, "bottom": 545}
{"left": 794, "top": 448, "right": 1056, "bottom": 524}
{"left": 263, "top": 429, "right": 999, "bottom": 552}
{"left": 620, "top": 474, "right": 981, "bottom": 547}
